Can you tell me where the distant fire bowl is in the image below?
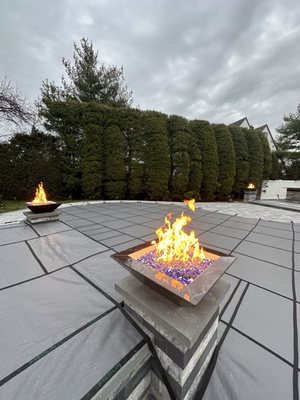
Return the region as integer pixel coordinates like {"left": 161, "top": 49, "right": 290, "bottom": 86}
{"left": 26, "top": 201, "right": 61, "bottom": 214}
{"left": 112, "top": 242, "right": 235, "bottom": 306}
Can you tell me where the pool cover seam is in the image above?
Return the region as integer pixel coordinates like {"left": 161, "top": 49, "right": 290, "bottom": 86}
{"left": 196, "top": 282, "right": 250, "bottom": 399}
{"left": 0, "top": 248, "right": 111, "bottom": 292}
{"left": 0, "top": 305, "right": 118, "bottom": 388}
{"left": 225, "top": 271, "right": 300, "bottom": 305}
{"left": 80, "top": 339, "right": 147, "bottom": 400}
{"left": 62, "top": 204, "right": 218, "bottom": 224}
{"left": 219, "top": 279, "right": 242, "bottom": 320}
{"left": 25, "top": 240, "right": 48, "bottom": 274}
{"left": 221, "top": 321, "right": 300, "bottom": 372}
{"left": 61, "top": 207, "right": 220, "bottom": 239}
{"left": 26, "top": 223, "right": 41, "bottom": 237}
{"left": 291, "top": 222, "right": 299, "bottom": 400}
{"left": 228, "top": 218, "right": 261, "bottom": 255}
{"left": 60, "top": 218, "right": 139, "bottom": 251}
{"left": 70, "top": 265, "right": 177, "bottom": 400}
{"left": 59, "top": 211, "right": 300, "bottom": 244}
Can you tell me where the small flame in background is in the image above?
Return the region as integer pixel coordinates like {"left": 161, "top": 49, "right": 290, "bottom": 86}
{"left": 152, "top": 199, "right": 205, "bottom": 264}
{"left": 184, "top": 198, "right": 195, "bottom": 211}
{"left": 247, "top": 183, "right": 255, "bottom": 189}
{"left": 32, "top": 182, "right": 48, "bottom": 204}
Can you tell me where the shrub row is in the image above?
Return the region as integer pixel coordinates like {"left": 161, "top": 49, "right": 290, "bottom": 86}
{"left": 0, "top": 102, "right": 275, "bottom": 201}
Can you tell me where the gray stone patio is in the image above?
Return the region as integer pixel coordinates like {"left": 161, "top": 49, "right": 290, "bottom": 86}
{"left": 0, "top": 201, "right": 299, "bottom": 399}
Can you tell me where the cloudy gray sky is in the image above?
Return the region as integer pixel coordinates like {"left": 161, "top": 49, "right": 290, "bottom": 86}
{"left": 1, "top": 0, "right": 300, "bottom": 138}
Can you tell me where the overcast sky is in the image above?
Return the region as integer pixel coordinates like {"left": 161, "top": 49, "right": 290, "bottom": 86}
{"left": 1, "top": 0, "right": 300, "bottom": 138}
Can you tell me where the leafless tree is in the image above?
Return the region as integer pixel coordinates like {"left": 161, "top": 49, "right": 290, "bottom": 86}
{"left": 0, "top": 77, "right": 33, "bottom": 125}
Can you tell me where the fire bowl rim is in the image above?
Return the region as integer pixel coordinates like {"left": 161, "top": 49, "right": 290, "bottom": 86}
{"left": 112, "top": 241, "right": 236, "bottom": 307}
{"left": 26, "top": 201, "right": 61, "bottom": 214}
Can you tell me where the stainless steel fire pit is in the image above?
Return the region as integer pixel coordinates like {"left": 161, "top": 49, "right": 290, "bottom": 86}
{"left": 112, "top": 241, "right": 235, "bottom": 306}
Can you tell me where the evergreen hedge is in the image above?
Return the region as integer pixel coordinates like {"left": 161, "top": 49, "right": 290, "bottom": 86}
{"left": 244, "top": 129, "right": 264, "bottom": 186}
{"left": 167, "top": 115, "right": 190, "bottom": 199}
{"left": 212, "top": 124, "right": 236, "bottom": 200}
{"left": 257, "top": 131, "right": 272, "bottom": 180}
{"left": 189, "top": 120, "right": 218, "bottom": 201}
{"left": 103, "top": 124, "right": 126, "bottom": 199}
{"left": 1, "top": 100, "right": 273, "bottom": 202}
{"left": 229, "top": 126, "right": 249, "bottom": 196}
{"left": 143, "top": 111, "right": 170, "bottom": 200}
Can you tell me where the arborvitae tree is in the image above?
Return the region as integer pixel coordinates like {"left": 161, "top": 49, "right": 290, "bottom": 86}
{"left": 244, "top": 130, "right": 264, "bottom": 186}
{"left": 229, "top": 126, "right": 249, "bottom": 197}
{"left": 212, "top": 124, "right": 236, "bottom": 200}
{"left": 189, "top": 120, "right": 218, "bottom": 201}
{"left": 1, "top": 127, "right": 61, "bottom": 200}
{"left": 39, "top": 100, "right": 84, "bottom": 198}
{"left": 103, "top": 125, "right": 126, "bottom": 199}
{"left": 257, "top": 131, "right": 272, "bottom": 180}
{"left": 167, "top": 115, "right": 190, "bottom": 199}
{"left": 117, "top": 108, "right": 144, "bottom": 199}
{"left": 81, "top": 124, "right": 104, "bottom": 199}
{"left": 0, "top": 142, "right": 13, "bottom": 199}
{"left": 143, "top": 111, "right": 170, "bottom": 200}
{"left": 187, "top": 134, "right": 202, "bottom": 200}
{"left": 40, "top": 38, "right": 133, "bottom": 109}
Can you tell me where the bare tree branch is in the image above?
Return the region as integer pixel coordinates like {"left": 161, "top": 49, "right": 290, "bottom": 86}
{"left": 0, "top": 77, "right": 33, "bottom": 125}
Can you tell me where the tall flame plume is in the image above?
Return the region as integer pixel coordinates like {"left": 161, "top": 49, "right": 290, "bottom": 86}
{"left": 152, "top": 199, "right": 205, "bottom": 263}
{"left": 32, "top": 182, "right": 48, "bottom": 204}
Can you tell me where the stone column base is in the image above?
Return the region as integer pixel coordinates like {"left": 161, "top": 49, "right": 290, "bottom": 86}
{"left": 116, "top": 276, "right": 229, "bottom": 400}
{"left": 23, "top": 210, "right": 60, "bottom": 224}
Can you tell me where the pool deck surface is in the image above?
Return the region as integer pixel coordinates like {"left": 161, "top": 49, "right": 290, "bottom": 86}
{"left": 0, "top": 200, "right": 299, "bottom": 399}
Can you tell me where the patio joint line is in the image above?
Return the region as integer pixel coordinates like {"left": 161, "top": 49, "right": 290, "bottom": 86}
{"left": 229, "top": 218, "right": 261, "bottom": 255}
{"left": 70, "top": 265, "right": 177, "bottom": 400}
{"left": 25, "top": 241, "right": 48, "bottom": 274}
{"left": 195, "top": 283, "right": 250, "bottom": 399}
{"left": 0, "top": 305, "right": 118, "bottom": 388}
{"left": 27, "top": 223, "right": 41, "bottom": 237}
{"left": 225, "top": 271, "right": 300, "bottom": 305}
{"left": 233, "top": 251, "right": 294, "bottom": 272}
{"left": 291, "top": 221, "right": 299, "bottom": 400}
{"left": 195, "top": 213, "right": 240, "bottom": 240}
{"left": 80, "top": 339, "right": 147, "bottom": 400}
{"left": 61, "top": 216, "right": 139, "bottom": 249}
{"left": 220, "top": 321, "right": 299, "bottom": 372}
{"left": 219, "top": 279, "right": 242, "bottom": 320}
{"left": 0, "top": 248, "right": 111, "bottom": 292}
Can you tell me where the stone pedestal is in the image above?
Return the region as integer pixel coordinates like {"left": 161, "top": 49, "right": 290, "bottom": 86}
{"left": 116, "top": 276, "right": 229, "bottom": 400}
{"left": 244, "top": 189, "right": 257, "bottom": 202}
{"left": 23, "top": 210, "right": 60, "bottom": 225}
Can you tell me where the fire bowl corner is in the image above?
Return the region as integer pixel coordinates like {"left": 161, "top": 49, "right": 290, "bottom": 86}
{"left": 26, "top": 201, "right": 61, "bottom": 214}
{"left": 112, "top": 241, "right": 235, "bottom": 307}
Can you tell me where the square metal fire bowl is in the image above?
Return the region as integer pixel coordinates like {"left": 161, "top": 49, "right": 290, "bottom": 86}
{"left": 26, "top": 201, "right": 61, "bottom": 213}
{"left": 112, "top": 241, "right": 235, "bottom": 307}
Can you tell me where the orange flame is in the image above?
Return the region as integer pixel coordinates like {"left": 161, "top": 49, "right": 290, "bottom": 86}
{"left": 184, "top": 198, "right": 195, "bottom": 211}
{"left": 247, "top": 183, "right": 255, "bottom": 189}
{"left": 151, "top": 199, "right": 205, "bottom": 264}
{"left": 32, "top": 182, "right": 48, "bottom": 204}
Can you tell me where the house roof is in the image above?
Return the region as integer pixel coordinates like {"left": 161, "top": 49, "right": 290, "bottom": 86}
{"left": 255, "top": 124, "right": 277, "bottom": 149}
{"left": 229, "top": 117, "right": 251, "bottom": 127}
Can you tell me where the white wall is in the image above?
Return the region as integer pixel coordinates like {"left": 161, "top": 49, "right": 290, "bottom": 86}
{"left": 261, "top": 126, "right": 276, "bottom": 151}
{"left": 240, "top": 119, "right": 251, "bottom": 128}
{"left": 261, "top": 180, "right": 300, "bottom": 199}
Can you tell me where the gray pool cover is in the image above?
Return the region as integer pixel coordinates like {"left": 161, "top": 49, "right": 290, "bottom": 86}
{"left": 0, "top": 202, "right": 299, "bottom": 399}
